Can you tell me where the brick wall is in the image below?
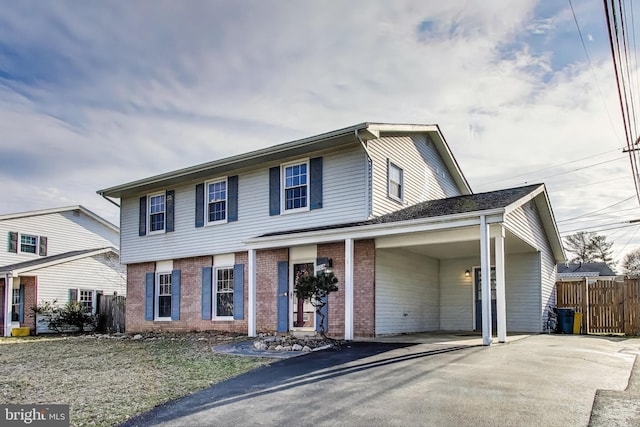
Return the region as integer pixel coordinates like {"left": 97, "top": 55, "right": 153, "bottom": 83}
{"left": 353, "top": 239, "right": 376, "bottom": 337}
{"left": 0, "top": 276, "right": 37, "bottom": 334}
{"left": 318, "top": 242, "right": 345, "bottom": 338}
{"left": 126, "top": 255, "right": 250, "bottom": 334}
{"left": 256, "top": 248, "right": 288, "bottom": 333}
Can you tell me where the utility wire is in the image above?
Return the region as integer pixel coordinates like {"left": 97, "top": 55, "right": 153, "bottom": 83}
{"left": 557, "top": 195, "right": 635, "bottom": 223}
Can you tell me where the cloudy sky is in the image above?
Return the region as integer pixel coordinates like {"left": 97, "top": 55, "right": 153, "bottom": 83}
{"left": 1, "top": 1, "right": 639, "bottom": 266}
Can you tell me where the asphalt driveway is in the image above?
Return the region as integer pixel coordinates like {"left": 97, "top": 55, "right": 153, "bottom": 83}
{"left": 120, "top": 334, "right": 640, "bottom": 427}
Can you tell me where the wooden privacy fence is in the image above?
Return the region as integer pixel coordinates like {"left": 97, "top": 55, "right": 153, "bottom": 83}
{"left": 556, "top": 279, "right": 640, "bottom": 335}
{"left": 97, "top": 294, "right": 126, "bottom": 333}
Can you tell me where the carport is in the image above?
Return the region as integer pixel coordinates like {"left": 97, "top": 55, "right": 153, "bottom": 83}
{"left": 246, "top": 184, "right": 565, "bottom": 345}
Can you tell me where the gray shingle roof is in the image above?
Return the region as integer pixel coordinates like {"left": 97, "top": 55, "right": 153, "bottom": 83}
{"left": 259, "top": 184, "right": 542, "bottom": 237}
{"left": 0, "top": 248, "right": 114, "bottom": 273}
{"left": 556, "top": 262, "right": 617, "bottom": 276}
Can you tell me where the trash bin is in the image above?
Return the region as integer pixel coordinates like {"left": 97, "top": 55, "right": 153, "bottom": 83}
{"left": 573, "top": 312, "right": 583, "bottom": 334}
{"left": 557, "top": 308, "right": 575, "bottom": 334}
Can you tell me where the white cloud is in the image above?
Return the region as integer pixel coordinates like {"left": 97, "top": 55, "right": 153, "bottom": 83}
{"left": 1, "top": 0, "right": 638, "bottom": 265}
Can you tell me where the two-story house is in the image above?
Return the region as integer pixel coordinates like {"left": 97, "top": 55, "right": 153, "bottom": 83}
{"left": 0, "top": 206, "right": 126, "bottom": 336}
{"left": 98, "top": 123, "right": 564, "bottom": 345}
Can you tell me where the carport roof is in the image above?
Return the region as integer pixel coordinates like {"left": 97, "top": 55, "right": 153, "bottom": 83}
{"left": 259, "top": 184, "right": 543, "bottom": 237}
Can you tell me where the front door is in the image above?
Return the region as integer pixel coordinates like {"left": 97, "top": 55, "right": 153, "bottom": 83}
{"left": 291, "top": 262, "right": 315, "bottom": 330}
{"left": 475, "top": 267, "right": 497, "bottom": 332}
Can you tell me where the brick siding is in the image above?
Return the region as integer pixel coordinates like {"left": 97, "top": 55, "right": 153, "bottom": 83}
{"left": 353, "top": 239, "right": 376, "bottom": 337}
{"left": 0, "top": 276, "right": 38, "bottom": 334}
{"left": 255, "top": 248, "right": 288, "bottom": 333}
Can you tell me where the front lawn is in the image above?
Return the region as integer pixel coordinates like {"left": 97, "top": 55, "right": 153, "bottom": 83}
{"left": 0, "top": 332, "right": 271, "bottom": 426}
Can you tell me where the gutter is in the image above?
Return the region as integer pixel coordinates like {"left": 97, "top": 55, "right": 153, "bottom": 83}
{"left": 101, "top": 194, "right": 121, "bottom": 208}
{"left": 356, "top": 128, "right": 374, "bottom": 217}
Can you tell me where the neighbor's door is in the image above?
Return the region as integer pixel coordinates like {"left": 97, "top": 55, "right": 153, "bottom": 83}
{"left": 291, "top": 262, "right": 315, "bottom": 330}
{"left": 475, "top": 267, "right": 497, "bottom": 332}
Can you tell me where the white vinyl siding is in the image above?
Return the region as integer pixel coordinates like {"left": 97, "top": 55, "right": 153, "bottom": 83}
{"left": 505, "top": 199, "right": 557, "bottom": 332}
{"left": 0, "top": 210, "right": 119, "bottom": 266}
{"left": 34, "top": 252, "right": 126, "bottom": 307}
{"left": 369, "top": 134, "right": 462, "bottom": 217}
{"left": 505, "top": 253, "right": 542, "bottom": 332}
{"left": 119, "top": 146, "right": 368, "bottom": 264}
{"left": 375, "top": 248, "right": 440, "bottom": 335}
{"left": 439, "top": 257, "right": 475, "bottom": 331}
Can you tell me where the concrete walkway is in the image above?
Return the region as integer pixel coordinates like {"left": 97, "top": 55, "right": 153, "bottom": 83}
{"left": 120, "top": 334, "right": 640, "bottom": 427}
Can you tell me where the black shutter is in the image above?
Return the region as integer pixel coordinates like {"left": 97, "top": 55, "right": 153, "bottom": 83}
{"left": 195, "top": 183, "right": 205, "bottom": 227}
{"left": 228, "top": 175, "right": 238, "bottom": 222}
{"left": 269, "top": 166, "right": 280, "bottom": 216}
{"left": 139, "top": 196, "right": 147, "bottom": 236}
{"left": 310, "top": 157, "right": 323, "bottom": 210}
{"left": 166, "top": 190, "right": 175, "bottom": 232}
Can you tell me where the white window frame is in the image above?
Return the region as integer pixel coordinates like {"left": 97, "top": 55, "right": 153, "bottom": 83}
{"left": 213, "top": 266, "right": 234, "bottom": 320}
{"left": 205, "top": 177, "right": 228, "bottom": 225}
{"left": 148, "top": 192, "right": 166, "bottom": 234}
{"left": 388, "top": 161, "right": 404, "bottom": 202}
{"left": 19, "top": 233, "right": 38, "bottom": 255}
{"left": 78, "top": 290, "right": 95, "bottom": 314}
{"left": 155, "top": 272, "right": 172, "bottom": 321}
{"left": 281, "top": 158, "right": 310, "bottom": 214}
{"left": 11, "top": 288, "right": 20, "bottom": 322}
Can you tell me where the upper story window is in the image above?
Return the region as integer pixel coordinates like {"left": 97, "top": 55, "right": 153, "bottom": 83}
{"left": 207, "top": 178, "right": 227, "bottom": 224}
{"left": 7, "top": 232, "right": 47, "bottom": 256}
{"left": 283, "top": 160, "right": 309, "bottom": 212}
{"left": 20, "top": 234, "right": 38, "bottom": 254}
{"left": 148, "top": 193, "right": 166, "bottom": 233}
{"left": 388, "top": 160, "right": 404, "bottom": 201}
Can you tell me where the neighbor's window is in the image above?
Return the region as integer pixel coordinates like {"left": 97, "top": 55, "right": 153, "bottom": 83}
{"left": 388, "top": 161, "right": 403, "bottom": 201}
{"left": 156, "top": 273, "right": 172, "bottom": 319}
{"left": 207, "top": 178, "right": 227, "bottom": 223}
{"left": 11, "top": 288, "right": 20, "bottom": 322}
{"left": 214, "top": 267, "right": 234, "bottom": 318}
{"left": 148, "top": 193, "right": 166, "bottom": 233}
{"left": 79, "top": 290, "right": 94, "bottom": 313}
{"left": 283, "top": 161, "right": 308, "bottom": 211}
{"left": 20, "top": 234, "right": 38, "bottom": 254}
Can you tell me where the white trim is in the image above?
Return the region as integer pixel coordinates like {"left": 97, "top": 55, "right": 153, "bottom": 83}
{"left": 0, "top": 205, "right": 119, "bottom": 233}
{"left": 212, "top": 265, "right": 234, "bottom": 320}
{"left": 289, "top": 259, "right": 316, "bottom": 331}
{"left": 248, "top": 249, "right": 256, "bottom": 336}
{"left": 480, "top": 215, "right": 492, "bottom": 346}
{"left": 495, "top": 225, "right": 507, "bottom": 343}
{"left": 387, "top": 160, "right": 404, "bottom": 202}
{"left": 281, "top": 158, "right": 310, "bottom": 215}
{"left": 205, "top": 176, "right": 229, "bottom": 226}
{"left": 344, "top": 238, "right": 354, "bottom": 340}
{"left": 246, "top": 210, "right": 506, "bottom": 250}
{"left": 154, "top": 271, "right": 172, "bottom": 321}
{"left": 1, "top": 247, "right": 119, "bottom": 275}
{"left": 147, "top": 192, "right": 166, "bottom": 235}
{"left": 3, "top": 274, "right": 13, "bottom": 337}
{"left": 17, "top": 233, "right": 39, "bottom": 255}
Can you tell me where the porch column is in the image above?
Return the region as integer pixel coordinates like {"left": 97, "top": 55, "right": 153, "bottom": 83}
{"left": 344, "top": 238, "right": 354, "bottom": 341}
{"left": 248, "top": 249, "right": 257, "bottom": 337}
{"left": 495, "top": 225, "right": 507, "bottom": 343}
{"left": 3, "top": 274, "right": 12, "bottom": 337}
{"left": 480, "top": 215, "right": 492, "bottom": 346}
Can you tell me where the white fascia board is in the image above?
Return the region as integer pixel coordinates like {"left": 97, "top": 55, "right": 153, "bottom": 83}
{"left": 245, "top": 209, "right": 505, "bottom": 250}
{"left": 5, "top": 248, "right": 118, "bottom": 276}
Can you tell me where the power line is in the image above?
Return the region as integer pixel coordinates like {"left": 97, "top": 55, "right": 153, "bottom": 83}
{"left": 557, "top": 195, "right": 636, "bottom": 223}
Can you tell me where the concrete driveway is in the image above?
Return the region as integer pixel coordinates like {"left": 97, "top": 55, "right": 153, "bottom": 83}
{"left": 120, "top": 334, "right": 640, "bottom": 427}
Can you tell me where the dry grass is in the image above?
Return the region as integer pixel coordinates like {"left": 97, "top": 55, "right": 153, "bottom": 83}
{"left": 0, "top": 332, "right": 272, "bottom": 426}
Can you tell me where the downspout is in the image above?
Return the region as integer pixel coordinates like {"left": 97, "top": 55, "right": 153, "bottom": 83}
{"left": 355, "top": 129, "right": 373, "bottom": 218}
{"left": 100, "top": 194, "right": 121, "bottom": 208}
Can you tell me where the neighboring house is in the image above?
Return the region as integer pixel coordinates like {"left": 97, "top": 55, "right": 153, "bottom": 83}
{"left": 98, "top": 122, "right": 565, "bottom": 345}
{"left": 556, "top": 262, "right": 617, "bottom": 282}
{"left": 0, "top": 206, "right": 126, "bottom": 336}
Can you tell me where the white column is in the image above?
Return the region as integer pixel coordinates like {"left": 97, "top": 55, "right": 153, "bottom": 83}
{"left": 495, "top": 225, "right": 507, "bottom": 343}
{"left": 480, "top": 216, "right": 492, "bottom": 346}
{"left": 4, "top": 274, "right": 12, "bottom": 337}
{"left": 344, "top": 238, "right": 354, "bottom": 341}
{"left": 248, "top": 249, "right": 257, "bottom": 337}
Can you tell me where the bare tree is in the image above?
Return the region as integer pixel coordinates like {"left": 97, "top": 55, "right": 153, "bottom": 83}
{"left": 622, "top": 248, "right": 640, "bottom": 276}
{"left": 564, "top": 231, "right": 614, "bottom": 269}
